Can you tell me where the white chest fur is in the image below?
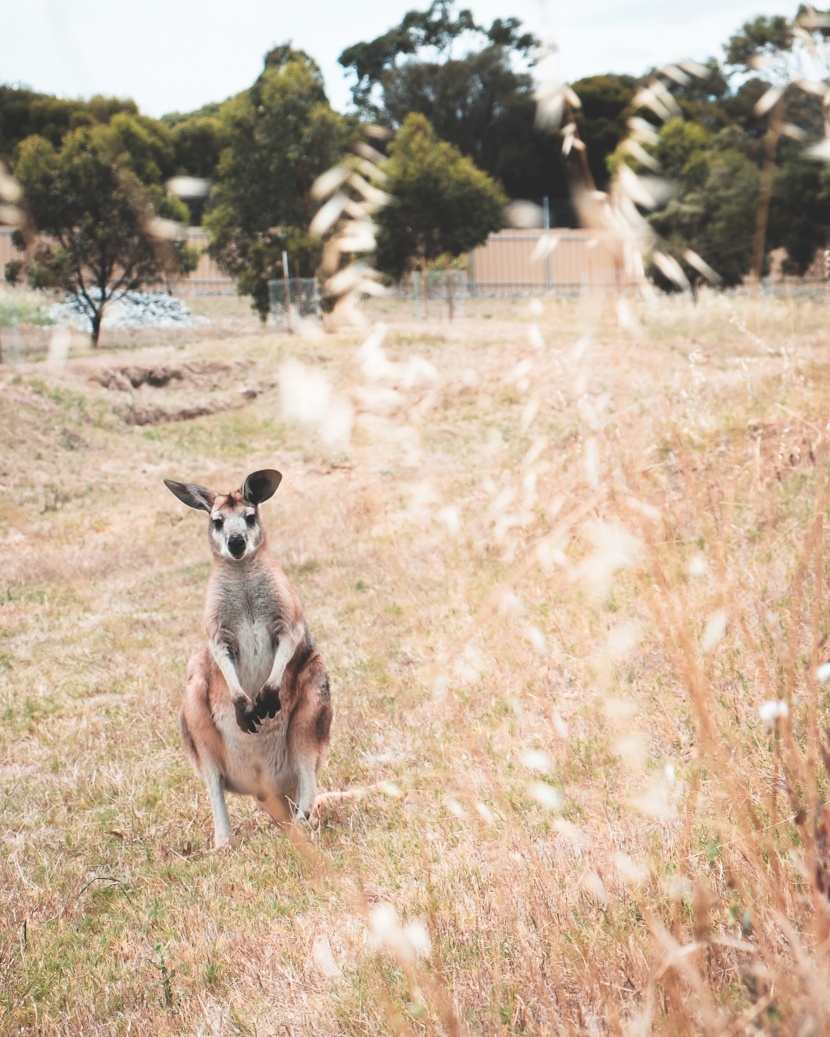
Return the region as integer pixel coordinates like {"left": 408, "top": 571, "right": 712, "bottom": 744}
{"left": 234, "top": 618, "right": 275, "bottom": 697}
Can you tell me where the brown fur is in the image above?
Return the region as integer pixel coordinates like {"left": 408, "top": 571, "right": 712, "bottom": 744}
{"left": 180, "top": 649, "right": 230, "bottom": 773}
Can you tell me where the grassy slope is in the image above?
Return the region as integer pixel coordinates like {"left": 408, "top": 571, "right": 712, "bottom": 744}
{"left": 2, "top": 292, "right": 830, "bottom": 1035}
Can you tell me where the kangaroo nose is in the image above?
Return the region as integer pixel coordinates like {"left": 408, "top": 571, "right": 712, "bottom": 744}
{"left": 228, "top": 536, "right": 246, "bottom": 559}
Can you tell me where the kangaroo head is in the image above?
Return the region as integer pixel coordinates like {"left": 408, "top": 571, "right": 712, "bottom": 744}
{"left": 164, "top": 469, "right": 283, "bottom": 562}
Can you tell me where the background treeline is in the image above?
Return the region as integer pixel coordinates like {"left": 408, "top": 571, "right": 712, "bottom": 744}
{"left": 3, "top": 2, "right": 830, "bottom": 318}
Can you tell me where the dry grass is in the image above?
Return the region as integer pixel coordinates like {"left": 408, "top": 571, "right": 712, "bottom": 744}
{"left": 2, "top": 289, "right": 830, "bottom": 1035}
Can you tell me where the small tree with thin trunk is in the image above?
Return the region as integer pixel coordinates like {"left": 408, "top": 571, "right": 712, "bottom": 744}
{"left": 14, "top": 123, "right": 193, "bottom": 347}
{"left": 375, "top": 113, "right": 506, "bottom": 285}
{"left": 204, "top": 48, "right": 351, "bottom": 321}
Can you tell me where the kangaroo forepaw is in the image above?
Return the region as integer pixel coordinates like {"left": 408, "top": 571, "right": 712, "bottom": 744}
{"left": 234, "top": 697, "right": 263, "bottom": 734}
{"left": 255, "top": 683, "right": 282, "bottom": 720}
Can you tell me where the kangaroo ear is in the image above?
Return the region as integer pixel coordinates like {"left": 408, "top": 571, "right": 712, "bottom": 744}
{"left": 164, "top": 479, "right": 216, "bottom": 513}
{"left": 241, "top": 469, "right": 282, "bottom": 505}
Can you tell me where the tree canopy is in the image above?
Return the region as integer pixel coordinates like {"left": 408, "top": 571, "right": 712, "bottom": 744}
{"left": 0, "top": 86, "right": 139, "bottom": 166}
{"left": 14, "top": 123, "right": 194, "bottom": 345}
{"left": 339, "top": 1, "right": 571, "bottom": 211}
{"left": 203, "top": 48, "right": 351, "bottom": 320}
{"left": 596, "top": 6, "right": 830, "bottom": 286}
{"left": 339, "top": 2, "right": 536, "bottom": 114}
{"left": 5, "top": 4, "right": 830, "bottom": 295}
{"left": 571, "top": 74, "right": 637, "bottom": 190}
{"left": 375, "top": 112, "right": 506, "bottom": 280}
{"left": 643, "top": 119, "right": 760, "bottom": 287}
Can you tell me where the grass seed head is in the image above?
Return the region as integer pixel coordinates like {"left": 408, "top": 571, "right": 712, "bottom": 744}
{"left": 700, "top": 608, "right": 728, "bottom": 653}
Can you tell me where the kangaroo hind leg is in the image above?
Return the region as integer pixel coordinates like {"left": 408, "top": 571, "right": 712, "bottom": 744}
{"left": 181, "top": 651, "right": 232, "bottom": 848}
{"left": 204, "top": 765, "right": 233, "bottom": 848}
{"left": 287, "top": 658, "right": 332, "bottom": 822}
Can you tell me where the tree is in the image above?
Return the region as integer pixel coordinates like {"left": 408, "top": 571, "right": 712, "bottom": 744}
{"left": 163, "top": 102, "right": 233, "bottom": 225}
{"left": 169, "top": 116, "right": 226, "bottom": 180}
{"left": 168, "top": 116, "right": 227, "bottom": 224}
{"left": 339, "top": 1, "right": 571, "bottom": 210}
{"left": 0, "top": 86, "right": 139, "bottom": 166}
{"left": 107, "top": 111, "right": 176, "bottom": 185}
{"left": 768, "top": 154, "right": 830, "bottom": 273}
{"left": 375, "top": 112, "right": 506, "bottom": 281}
{"left": 14, "top": 124, "right": 194, "bottom": 346}
{"left": 161, "top": 100, "right": 226, "bottom": 128}
{"left": 722, "top": 9, "right": 830, "bottom": 277}
{"left": 724, "top": 14, "right": 793, "bottom": 71}
{"left": 204, "top": 48, "right": 351, "bottom": 320}
{"left": 571, "top": 74, "right": 637, "bottom": 190}
{"left": 339, "top": 1, "right": 495, "bottom": 116}
{"left": 644, "top": 120, "right": 760, "bottom": 287}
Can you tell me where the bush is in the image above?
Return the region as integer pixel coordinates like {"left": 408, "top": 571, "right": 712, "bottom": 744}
{"left": 4, "top": 259, "right": 23, "bottom": 285}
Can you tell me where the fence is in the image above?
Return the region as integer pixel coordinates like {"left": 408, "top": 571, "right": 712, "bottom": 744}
{"left": 0, "top": 227, "right": 235, "bottom": 295}
{"left": 6, "top": 226, "right": 826, "bottom": 300}
{"left": 468, "top": 229, "right": 635, "bottom": 294}
{"left": 180, "top": 229, "right": 234, "bottom": 294}
{"left": 267, "top": 277, "right": 321, "bottom": 331}
{"left": 408, "top": 269, "right": 469, "bottom": 320}
{"left": 0, "top": 226, "right": 639, "bottom": 297}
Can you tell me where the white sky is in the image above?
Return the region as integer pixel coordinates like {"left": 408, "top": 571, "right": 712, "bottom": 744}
{"left": 3, "top": 1, "right": 793, "bottom": 118}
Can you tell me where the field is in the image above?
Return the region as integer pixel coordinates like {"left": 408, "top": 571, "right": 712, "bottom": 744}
{"left": 2, "top": 288, "right": 830, "bottom": 1036}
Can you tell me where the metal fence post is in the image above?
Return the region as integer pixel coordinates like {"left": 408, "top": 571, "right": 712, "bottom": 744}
{"left": 543, "top": 196, "right": 552, "bottom": 293}
{"left": 282, "top": 250, "right": 292, "bottom": 334}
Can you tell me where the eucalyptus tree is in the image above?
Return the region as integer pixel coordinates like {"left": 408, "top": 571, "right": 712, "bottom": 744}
{"left": 204, "top": 47, "right": 351, "bottom": 319}
{"left": 375, "top": 112, "right": 506, "bottom": 280}
{"left": 14, "top": 121, "right": 193, "bottom": 346}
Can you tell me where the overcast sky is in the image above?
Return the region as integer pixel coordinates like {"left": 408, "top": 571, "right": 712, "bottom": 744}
{"left": 4, "top": 1, "right": 792, "bottom": 118}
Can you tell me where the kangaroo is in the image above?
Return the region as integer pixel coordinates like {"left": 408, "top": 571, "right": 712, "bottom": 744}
{"left": 165, "top": 468, "right": 332, "bottom": 847}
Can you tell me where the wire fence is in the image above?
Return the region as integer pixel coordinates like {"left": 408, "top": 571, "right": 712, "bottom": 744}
{"left": 5, "top": 229, "right": 830, "bottom": 308}
{"left": 408, "top": 269, "right": 469, "bottom": 320}
{"left": 267, "top": 277, "right": 322, "bottom": 331}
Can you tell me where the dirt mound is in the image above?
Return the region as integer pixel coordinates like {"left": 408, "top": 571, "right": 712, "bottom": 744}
{"left": 118, "top": 396, "right": 259, "bottom": 426}
{"left": 91, "top": 359, "right": 235, "bottom": 391}
{"left": 84, "top": 357, "right": 265, "bottom": 424}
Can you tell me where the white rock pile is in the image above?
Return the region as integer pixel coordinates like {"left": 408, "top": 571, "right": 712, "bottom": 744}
{"left": 49, "top": 290, "right": 210, "bottom": 331}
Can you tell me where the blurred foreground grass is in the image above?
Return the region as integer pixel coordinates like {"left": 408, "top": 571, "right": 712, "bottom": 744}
{"left": 2, "top": 290, "right": 830, "bottom": 1035}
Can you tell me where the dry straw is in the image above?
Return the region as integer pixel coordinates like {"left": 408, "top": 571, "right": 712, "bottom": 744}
{"left": 309, "top": 126, "right": 392, "bottom": 329}
{"left": 0, "top": 161, "right": 25, "bottom": 230}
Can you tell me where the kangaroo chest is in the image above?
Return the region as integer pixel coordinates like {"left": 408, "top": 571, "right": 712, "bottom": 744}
{"left": 214, "top": 571, "right": 282, "bottom": 697}
{"left": 234, "top": 617, "right": 275, "bottom": 696}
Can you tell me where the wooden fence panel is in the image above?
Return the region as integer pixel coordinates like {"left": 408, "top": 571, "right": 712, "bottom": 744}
{"left": 469, "top": 229, "right": 631, "bottom": 293}
{"left": 180, "top": 229, "right": 233, "bottom": 292}
{"left": 1, "top": 226, "right": 636, "bottom": 295}
{"left": 0, "top": 227, "right": 236, "bottom": 292}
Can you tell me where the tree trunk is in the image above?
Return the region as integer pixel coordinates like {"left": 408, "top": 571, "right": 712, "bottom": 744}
{"left": 90, "top": 305, "right": 103, "bottom": 348}
{"left": 751, "top": 96, "right": 784, "bottom": 284}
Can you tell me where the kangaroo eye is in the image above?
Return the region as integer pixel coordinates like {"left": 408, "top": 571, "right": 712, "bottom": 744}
{"left": 212, "top": 518, "right": 223, "bottom": 531}
{"left": 245, "top": 513, "right": 256, "bottom": 527}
